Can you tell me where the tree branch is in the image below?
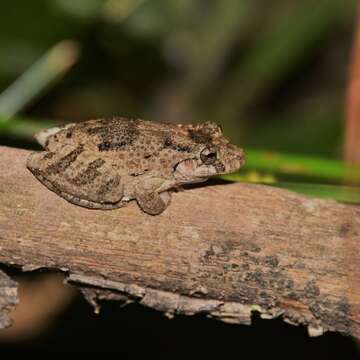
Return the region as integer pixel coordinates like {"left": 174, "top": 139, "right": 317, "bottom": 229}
{"left": 0, "top": 270, "right": 18, "bottom": 329}
{"left": 0, "top": 145, "right": 359, "bottom": 338}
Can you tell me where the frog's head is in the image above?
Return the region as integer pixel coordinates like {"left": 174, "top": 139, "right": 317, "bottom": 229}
{"left": 174, "top": 121, "right": 245, "bottom": 182}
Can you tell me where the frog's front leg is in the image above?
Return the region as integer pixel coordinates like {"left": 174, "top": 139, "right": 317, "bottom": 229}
{"left": 134, "top": 177, "right": 175, "bottom": 215}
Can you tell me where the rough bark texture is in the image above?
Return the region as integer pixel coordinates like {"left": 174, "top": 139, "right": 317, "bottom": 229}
{"left": 0, "top": 270, "right": 18, "bottom": 329}
{"left": 0, "top": 145, "right": 359, "bottom": 338}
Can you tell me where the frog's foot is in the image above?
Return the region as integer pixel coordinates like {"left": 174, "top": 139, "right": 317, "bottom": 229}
{"left": 135, "top": 191, "right": 171, "bottom": 215}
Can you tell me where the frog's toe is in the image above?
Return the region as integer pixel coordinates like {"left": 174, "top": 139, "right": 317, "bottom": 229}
{"left": 136, "top": 190, "right": 171, "bottom": 215}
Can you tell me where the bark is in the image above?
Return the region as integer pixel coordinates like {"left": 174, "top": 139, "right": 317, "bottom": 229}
{"left": 0, "top": 270, "right": 18, "bottom": 329}
{"left": 0, "top": 145, "right": 359, "bottom": 338}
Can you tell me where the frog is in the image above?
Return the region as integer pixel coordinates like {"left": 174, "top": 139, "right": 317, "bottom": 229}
{"left": 27, "top": 117, "right": 245, "bottom": 215}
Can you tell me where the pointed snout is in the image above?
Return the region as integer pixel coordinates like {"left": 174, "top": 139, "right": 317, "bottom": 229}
{"left": 219, "top": 143, "right": 246, "bottom": 174}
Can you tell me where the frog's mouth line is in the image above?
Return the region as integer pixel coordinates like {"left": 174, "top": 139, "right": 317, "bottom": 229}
{"left": 174, "top": 158, "right": 231, "bottom": 183}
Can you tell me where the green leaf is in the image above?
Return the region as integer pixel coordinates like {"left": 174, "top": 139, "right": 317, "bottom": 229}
{"left": 220, "top": 172, "right": 360, "bottom": 204}
{"left": 272, "top": 182, "right": 360, "bottom": 204}
{"left": 215, "top": 0, "right": 355, "bottom": 122}
{"left": 0, "top": 40, "right": 79, "bottom": 120}
{"left": 0, "top": 116, "right": 55, "bottom": 138}
{"left": 225, "top": 149, "right": 360, "bottom": 184}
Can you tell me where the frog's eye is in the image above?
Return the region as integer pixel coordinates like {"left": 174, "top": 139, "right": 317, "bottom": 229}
{"left": 200, "top": 148, "right": 217, "bottom": 165}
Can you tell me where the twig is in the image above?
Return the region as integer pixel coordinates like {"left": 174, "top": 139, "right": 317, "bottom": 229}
{"left": 0, "top": 270, "right": 18, "bottom": 329}
{"left": 0, "top": 146, "right": 359, "bottom": 338}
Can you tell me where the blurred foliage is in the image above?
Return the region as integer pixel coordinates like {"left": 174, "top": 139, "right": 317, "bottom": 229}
{"left": 243, "top": 149, "right": 360, "bottom": 183}
{"left": 274, "top": 182, "right": 360, "bottom": 204}
{"left": 0, "top": 0, "right": 360, "bottom": 201}
{"left": 0, "top": 41, "right": 79, "bottom": 120}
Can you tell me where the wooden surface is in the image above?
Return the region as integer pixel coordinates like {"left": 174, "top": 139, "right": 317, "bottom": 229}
{"left": 0, "top": 145, "right": 359, "bottom": 338}
{"left": 0, "top": 270, "right": 18, "bottom": 329}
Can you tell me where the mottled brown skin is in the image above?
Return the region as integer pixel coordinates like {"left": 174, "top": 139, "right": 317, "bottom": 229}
{"left": 27, "top": 117, "right": 245, "bottom": 215}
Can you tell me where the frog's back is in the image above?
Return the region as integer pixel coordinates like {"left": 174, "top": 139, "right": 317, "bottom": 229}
{"left": 27, "top": 117, "right": 195, "bottom": 201}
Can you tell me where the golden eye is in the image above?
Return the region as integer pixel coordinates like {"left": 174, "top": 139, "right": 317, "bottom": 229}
{"left": 200, "top": 148, "right": 217, "bottom": 165}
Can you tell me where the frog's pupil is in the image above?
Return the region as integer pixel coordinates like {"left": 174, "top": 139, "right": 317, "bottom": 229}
{"left": 201, "top": 150, "right": 217, "bottom": 164}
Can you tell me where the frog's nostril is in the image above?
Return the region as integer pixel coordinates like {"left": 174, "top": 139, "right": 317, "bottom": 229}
{"left": 215, "top": 162, "right": 226, "bottom": 173}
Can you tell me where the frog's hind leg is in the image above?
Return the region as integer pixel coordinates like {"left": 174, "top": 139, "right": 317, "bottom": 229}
{"left": 54, "top": 189, "right": 126, "bottom": 210}
{"left": 28, "top": 151, "right": 126, "bottom": 210}
{"left": 32, "top": 169, "right": 126, "bottom": 210}
{"left": 28, "top": 164, "right": 123, "bottom": 209}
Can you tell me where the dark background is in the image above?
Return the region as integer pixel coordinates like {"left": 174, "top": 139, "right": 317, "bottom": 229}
{"left": 0, "top": 0, "right": 355, "bottom": 157}
{"left": 0, "top": 0, "right": 359, "bottom": 357}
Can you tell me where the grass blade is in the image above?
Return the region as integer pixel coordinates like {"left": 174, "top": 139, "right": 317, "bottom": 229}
{"left": 227, "top": 149, "right": 360, "bottom": 183}
{"left": 272, "top": 182, "right": 360, "bottom": 204}
{"left": 0, "top": 40, "right": 79, "bottom": 120}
